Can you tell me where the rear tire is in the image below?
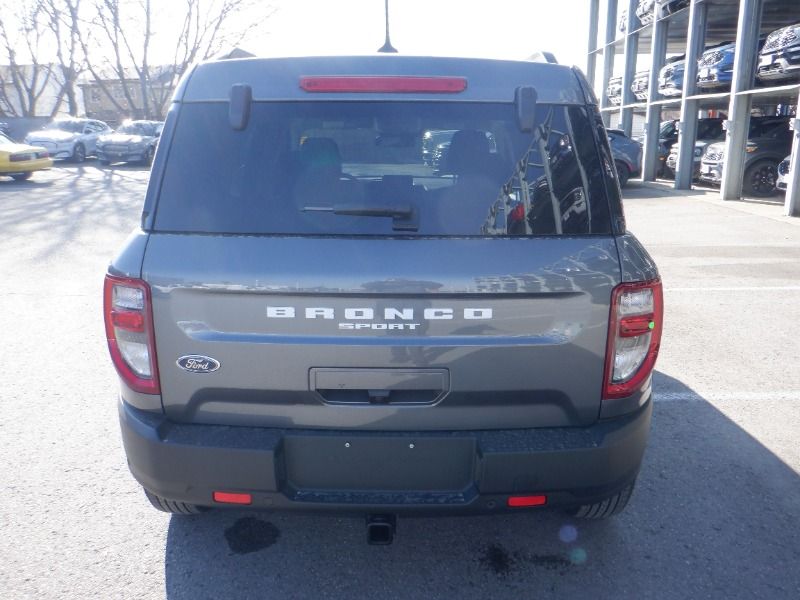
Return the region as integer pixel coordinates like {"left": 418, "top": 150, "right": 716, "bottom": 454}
{"left": 569, "top": 479, "right": 636, "bottom": 519}
{"left": 72, "top": 143, "right": 86, "bottom": 163}
{"left": 615, "top": 161, "right": 630, "bottom": 188}
{"left": 743, "top": 159, "right": 778, "bottom": 197}
{"left": 142, "top": 146, "right": 154, "bottom": 167}
{"left": 144, "top": 489, "right": 207, "bottom": 515}
{"left": 11, "top": 172, "right": 32, "bottom": 181}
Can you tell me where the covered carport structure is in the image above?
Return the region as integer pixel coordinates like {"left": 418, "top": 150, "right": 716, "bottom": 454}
{"left": 586, "top": 0, "right": 800, "bottom": 216}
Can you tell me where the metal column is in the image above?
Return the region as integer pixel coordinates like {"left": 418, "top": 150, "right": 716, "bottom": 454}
{"left": 674, "top": 0, "right": 707, "bottom": 190}
{"left": 599, "top": 0, "right": 618, "bottom": 126}
{"left": 620, "top": 0, "right": 640, "bottom": 136}
{"left": 586, "top": 0, "right": 600, "bottom": 86}
{"left": 720, "top": 0, "right": 764, "bottom": 200}
{"left": 642, "top": 13, "right": 669, "bottom": 181}
{"left": 784, "top": 113, "right": 800, "bottom": 216}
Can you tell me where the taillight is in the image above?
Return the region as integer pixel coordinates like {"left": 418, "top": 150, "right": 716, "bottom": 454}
{"left": 103, "top": 274, "right": 160, "bottom": 394}
{"left": 299, "top": 76, "right": 467, "bottom": 93}
{"left": 603, "top": 279, "right": 663, "bottom": 400}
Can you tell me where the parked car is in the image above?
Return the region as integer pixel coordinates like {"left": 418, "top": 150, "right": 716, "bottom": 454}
{"left": 0, "top": 132, "right": 52, "bottom": 181}
{"left": 657, "top": 55, "right": 686, "bottom": 96}
{"left": 105, "top": 56, "right": 662, "bottom": 539}
{"left": 24, "top": 118, "right": 111, "bottom": 162}
{"left": 665, "top": 118, "right": 725, "bottom": 178}
{"left": 757, "top": 23, "right": 800, "bottom": 83}
{"left": 631, "top": 70, "right": 650, "bottom": 101}
{"left": 657, "top": 0, "right": 689, "bottom": 17}
{"left": 607, "top": 76, "right": 623, "bottom": 106}
{"left": 618, "top": 9, "right": 640, "bottom": 34}
{"left": 607, "top": 128, "right": 642, "bottom": 187}
{"left": 97, "top": 120, "right": 164, "bottom": 166}
{"left": 649, "top": 119, "right": 680, "bottom": 178}
{"left": 636, "top": 0, "right": 656, "bottom": 26}
{"left": 699, "top": 116, "right": 793, "bottom": 196}
{"left": 777, "top": 155, "right": 792, "bottom": 191}
{"left": 696, "top": 42, "right": 737, "bottom": 90}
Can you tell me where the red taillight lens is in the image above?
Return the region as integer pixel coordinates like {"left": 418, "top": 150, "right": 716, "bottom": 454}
{"left": 299, "top": 76, "right": 467, "bottom": 94}
{"left": 603, "top": 279, "right": 663, "bottom": 400}
{"left": 213, "top": 491, "right": 252, "bottom": 505}
{"left": 103, "top": 274, "right": 160, "bottom": 394}
{"left": 507, "top": 495, "right": 547, "bottom": 507}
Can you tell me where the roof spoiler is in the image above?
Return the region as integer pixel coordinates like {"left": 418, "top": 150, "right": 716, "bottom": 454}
{"left": 528, "top": 51, "right": 559, "bottom": 64}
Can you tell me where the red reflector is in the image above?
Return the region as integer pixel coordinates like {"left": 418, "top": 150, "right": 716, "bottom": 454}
{"left": 213, "top": 491, "right": 252, "bottom": 505}
{"left": 619, "top": 314, "right": 654, "bottom": 338}
{"left": 299, "top": 76, "right": 467, "bottom": 94}
{"left": 507, "top": 495, "right": 547, "bottom": 507}
{"left": 111, "top": 310, "right": 145, "bottom": 332}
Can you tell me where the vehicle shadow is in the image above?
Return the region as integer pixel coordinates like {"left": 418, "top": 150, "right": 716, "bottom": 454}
{"left": 163, "top": 372, "right": 800, "bottom": 599}
{"left": 0, "top": 165, "right": 149, "bottom": 261}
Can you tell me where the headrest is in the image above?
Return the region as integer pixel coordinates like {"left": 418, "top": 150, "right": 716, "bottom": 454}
{"left": 299, "top": 137, "right": 342, "bottom": 174}
{"left": 445, "top": 130, "right": 493, "bottom": 176}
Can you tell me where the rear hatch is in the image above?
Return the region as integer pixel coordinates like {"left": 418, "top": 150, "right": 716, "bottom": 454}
{"left": 144, "top": 92, "right": 621, "bottom": 431}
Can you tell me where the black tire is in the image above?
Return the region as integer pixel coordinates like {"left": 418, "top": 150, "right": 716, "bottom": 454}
{"left": 615, "top": 161, "right": 630, "bottom": 188}
{"left": 72, "top": 143, "right": 86, "bottom": 163}
{"left": 142, "top": 146, "right": 154, "bottom": 167}
{"left": 99, "top": 159, "right": 110, "bottom": 166}
{"left": 144, "top": 489, "right": 207, "bottom": 515}
{"left": 569, "top": 479, "right": 636, "bottom": 519}
{"left": 743, "top": 159, "right": 778, "bottom": 197}
{"left": 11, "top": 172, "right": 32, "bottom": 181}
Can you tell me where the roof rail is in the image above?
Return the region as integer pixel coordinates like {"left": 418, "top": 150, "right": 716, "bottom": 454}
{"left": 527, "top": 51, "right": 559, "bottom": 64}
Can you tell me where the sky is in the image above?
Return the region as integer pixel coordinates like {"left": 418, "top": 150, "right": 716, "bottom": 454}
{"left": 239, "top": 0, "right": 593, "bottom": 71}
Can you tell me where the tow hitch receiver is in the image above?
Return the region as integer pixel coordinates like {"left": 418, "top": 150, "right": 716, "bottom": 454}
{"left": 366, "top": 514, "right": 397, "bottom": 545}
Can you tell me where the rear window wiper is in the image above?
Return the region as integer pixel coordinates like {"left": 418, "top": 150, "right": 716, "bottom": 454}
{"left": 303, "top": 204, "right": 418, "bottom": 231}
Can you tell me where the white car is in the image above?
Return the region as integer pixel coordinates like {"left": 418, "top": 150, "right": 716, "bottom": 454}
{"left": 24, "top": 118, "right": 111, "bottom": 162}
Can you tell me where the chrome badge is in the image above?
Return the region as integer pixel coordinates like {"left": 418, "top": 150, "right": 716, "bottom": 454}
{"left": 176, "top": 355, "right": 220, "bottom": 374}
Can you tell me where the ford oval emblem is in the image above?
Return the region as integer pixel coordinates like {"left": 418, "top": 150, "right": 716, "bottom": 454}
{"left": 176, "top": 355, "right": 220, "bottom": 374}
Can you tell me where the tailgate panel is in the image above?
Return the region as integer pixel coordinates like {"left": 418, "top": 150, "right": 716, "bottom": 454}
{"left": 143, "top": 235, "right": 620, "bottom": 430}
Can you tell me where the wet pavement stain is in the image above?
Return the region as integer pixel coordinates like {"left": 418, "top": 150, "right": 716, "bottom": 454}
{"left": 520, "top": 553, "right": 572, "bottom": 570}
{"left": 480, "top": 543, "right": 514, "bottom": 575}
{"left": 224, "top": 517, "right": 280, "bottom": 555}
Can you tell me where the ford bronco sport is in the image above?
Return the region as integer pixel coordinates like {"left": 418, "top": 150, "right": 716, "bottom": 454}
{"left": 104, "top": 56, "right": 662, "bottom": 541}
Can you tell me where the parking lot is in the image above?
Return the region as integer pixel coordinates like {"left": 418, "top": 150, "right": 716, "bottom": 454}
{"left": 1, "top": 164, "right": 799, "bottom": 599}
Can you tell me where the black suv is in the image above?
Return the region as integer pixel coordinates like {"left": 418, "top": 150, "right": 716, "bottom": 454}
{"left": 699, "top": 116, "right": 793, "bottom": 196}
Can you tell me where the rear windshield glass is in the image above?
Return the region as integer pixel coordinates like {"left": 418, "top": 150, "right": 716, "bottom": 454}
{"left": 154, "top": 102, "right": 613, "bottom": 236}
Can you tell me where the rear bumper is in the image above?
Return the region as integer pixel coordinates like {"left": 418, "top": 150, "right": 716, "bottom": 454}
{"left": 98, "top": 150, "right": 147, "bottom": 163}
{"left": 120, "top": 398, "right": 652, "bottom": 514}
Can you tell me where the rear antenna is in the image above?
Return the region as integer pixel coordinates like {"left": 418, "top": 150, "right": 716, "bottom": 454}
{"left": 377, "top": 0, "right": 398, "bottom": 53}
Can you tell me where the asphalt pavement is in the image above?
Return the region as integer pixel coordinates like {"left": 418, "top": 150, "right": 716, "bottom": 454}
{"left": 1, "top": 166, "right": 799, "bottom": 599}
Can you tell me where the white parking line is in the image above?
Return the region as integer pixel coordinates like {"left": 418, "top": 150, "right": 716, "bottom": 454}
{"left": 654, "top": 391, "right": 800, "bottom": 402}
{"left": 666, "top": 286, "right": 800, "bottom": 292}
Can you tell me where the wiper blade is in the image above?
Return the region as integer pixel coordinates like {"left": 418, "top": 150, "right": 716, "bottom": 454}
{"left": 303, "top": 204, "right": 418, "bottom": 231}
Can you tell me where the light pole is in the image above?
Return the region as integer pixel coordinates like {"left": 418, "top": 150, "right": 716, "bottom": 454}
{"left": 377, "top": 0, "right": 398, "bottom": 53}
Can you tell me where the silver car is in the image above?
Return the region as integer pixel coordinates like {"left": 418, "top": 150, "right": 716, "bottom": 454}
{"left": 24, "top": 118, "right": 111, "bottom": 162}
{"left": 97, "top": 120, "right": 164, "bottom": 166}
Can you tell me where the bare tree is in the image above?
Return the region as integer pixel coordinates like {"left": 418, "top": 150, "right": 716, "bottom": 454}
{"left": 0, "top": 1, "right": 58, "bottom": 117}
{"left": 80, "top": 0, "right": 273, "bottom": 120}
{"left": 42, "top": 0, "right": 83, "bottom": 117}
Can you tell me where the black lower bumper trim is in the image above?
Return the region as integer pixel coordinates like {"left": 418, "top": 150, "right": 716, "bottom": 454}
{"left": 120, "top": 398, "right": 652, "bottom": 514}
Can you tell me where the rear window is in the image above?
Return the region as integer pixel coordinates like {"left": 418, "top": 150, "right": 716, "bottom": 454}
{"left": 154, "top": 102, "right": 613, "bottom": 236}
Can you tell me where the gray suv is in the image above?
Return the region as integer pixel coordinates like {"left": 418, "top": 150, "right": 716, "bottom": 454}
{"left": 104, "top": 56, "right": 662, "bottom": 542}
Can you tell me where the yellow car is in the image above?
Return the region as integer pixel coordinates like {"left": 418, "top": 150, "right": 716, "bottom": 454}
{"left": 0, "top": 132, "right": 53, "bottom": 181}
